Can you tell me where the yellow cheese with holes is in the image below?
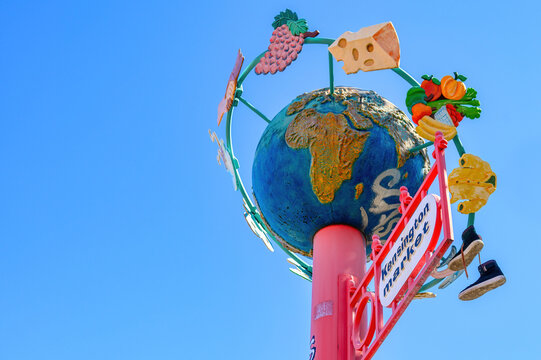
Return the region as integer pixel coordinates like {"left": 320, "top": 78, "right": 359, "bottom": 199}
{"left": 329, "top": 22, "right": 400, "bottom": 74}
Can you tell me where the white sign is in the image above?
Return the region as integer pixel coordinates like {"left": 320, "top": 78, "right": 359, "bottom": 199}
{"left": 379, "top": 195, "right": 440, "bottom": 307}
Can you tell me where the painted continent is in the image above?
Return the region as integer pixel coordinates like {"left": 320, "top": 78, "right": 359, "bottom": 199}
{"left": 285, "top": 108, "right": 370, "bottom": 203}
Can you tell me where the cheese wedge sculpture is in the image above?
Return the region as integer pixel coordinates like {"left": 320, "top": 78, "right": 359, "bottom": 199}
{"left": 329, "top": 22, "right": 400, "bottom": 74}
{"left": 448, "top": 154, "right": 497, "bottom": 214}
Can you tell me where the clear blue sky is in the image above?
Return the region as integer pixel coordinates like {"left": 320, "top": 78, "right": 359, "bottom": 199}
{"left": 1, "top": 1, "right": 539, "bottom": 359}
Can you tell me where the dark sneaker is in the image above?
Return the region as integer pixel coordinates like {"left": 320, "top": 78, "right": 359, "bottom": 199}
{"left": 448, "top": 225, "right": 484, "bottom": 271}
{"left": 458, "top": 260, "right": 506, "bottom": 301}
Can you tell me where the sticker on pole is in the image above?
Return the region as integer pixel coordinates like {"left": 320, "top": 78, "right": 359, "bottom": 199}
{"left": 379, "top": 194, "right": 441, "bottom": 307}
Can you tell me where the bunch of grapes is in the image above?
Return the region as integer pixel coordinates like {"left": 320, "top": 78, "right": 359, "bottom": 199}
{"left": 255, "top": 24, "right": 305, "bottom": 75}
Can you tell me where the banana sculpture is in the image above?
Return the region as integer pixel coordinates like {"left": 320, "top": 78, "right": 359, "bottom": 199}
{"left": 448, "top": 154, "right": 497, "bottom": 214}
{"left": 415, "top": 115, "right": 457, "bottom": 141}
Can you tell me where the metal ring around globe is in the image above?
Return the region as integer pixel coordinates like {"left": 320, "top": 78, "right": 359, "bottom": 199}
{"left": 223, "top": 40, "right": 469, "bottom": 288}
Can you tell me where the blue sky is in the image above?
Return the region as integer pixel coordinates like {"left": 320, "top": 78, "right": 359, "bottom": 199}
{"left": 1, "top": 1, "right": 540, "bottom": 359}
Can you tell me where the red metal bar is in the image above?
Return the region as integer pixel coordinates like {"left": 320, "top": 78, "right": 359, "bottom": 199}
{"left": 342, "top": 275, "right": 362, "bottom": 360}
{"left": 433, "top": 133, "right": 454, "bottom": 241}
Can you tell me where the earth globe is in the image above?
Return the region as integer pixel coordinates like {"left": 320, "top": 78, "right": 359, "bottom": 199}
{"left": 252, "top": 86, "right": 430, "bottom": 257}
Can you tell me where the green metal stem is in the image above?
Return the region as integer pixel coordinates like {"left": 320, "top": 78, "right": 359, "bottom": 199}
{"left": 238, "top": 96, "right": 271, "bottom": 123}
{"left": 304, "top": 37, "right": 335, "bottom": 45}
{"left": 468, "top": 213, "right": 475, "bottom": 227}
{"left": 452, "top": 134, "right": 466, "bottom": 157}
{"left": 225, "top": 105, "right": 312, "bottom": 273}
{"left": 391, "top": 67, "right": 421, "bottom": 87}
{"left": 237, "top": 39, "right": 334, "bottom": 90}
{"left": 237, "top": 50, "right": 267, "bottom": 86}
{"left": 328, "top": 51, "right": 334, "bottom": 95}
{"left": 225, "top": 107, "right": 256, "bottom": 210}
{"left": 303, "top": 37, "right": 336, "bottom": 94}
{"left": 409, "top": 141, "right": 433, "bottom": 153}
{"left": 225, "top": 108, "right": 234, "bottom": 152}
{"left": 451, "top": 133, "right": 477, "bottom": 228}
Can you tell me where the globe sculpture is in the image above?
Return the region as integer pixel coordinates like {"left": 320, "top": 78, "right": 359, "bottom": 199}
{"left": 252, "top": 87, "right": 429, "bottom": 257}
{"left": 211, "top": 9, "right": 504, "bottom": 360}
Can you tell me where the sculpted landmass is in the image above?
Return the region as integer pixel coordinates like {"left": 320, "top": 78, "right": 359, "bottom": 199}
{"left": 286, "top": 88, "right": 426, "bottom": 170}
{"left": 285, "top": 108, "right": 370, "bottom": 203}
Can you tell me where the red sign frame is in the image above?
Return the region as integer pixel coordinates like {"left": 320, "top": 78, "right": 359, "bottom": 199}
{"left": 344, "top": 133, "right": 454, "bottom": 360}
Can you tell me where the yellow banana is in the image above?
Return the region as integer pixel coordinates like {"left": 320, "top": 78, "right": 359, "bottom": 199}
{"left": 421, "top": 115, "right": 455, "bottom": 131}
{"left": 416, "top": 126, "right": 439, "bottom": 142}
{"left": 416, "top": 115, "right": 457, "bottom": 141}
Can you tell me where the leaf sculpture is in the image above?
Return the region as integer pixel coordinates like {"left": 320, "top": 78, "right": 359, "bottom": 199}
{"left": 272, "top": 9, "right": 298, "bottom": 28}
{"left": 217, "top": 50, "right": 244, "bottom": 126}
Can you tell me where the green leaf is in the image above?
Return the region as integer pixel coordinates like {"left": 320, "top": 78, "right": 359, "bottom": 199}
{"left": 286, "top": 9, "right": 298, "bottom": 20}
{"left": 427, "top": 98, "right": 480, "bottom": 108}
{"left": 272, "top": 9, "right": 299, "bottom": 29}
{"left": 465, "top": 87, "right": 477, "bottom": 100}
{"left": 432, "top": 78, "right": 441, "bottom": 85}
{"left": 453, "top": 72, "right": 467, "bottom": 81}
{"left": 287, "top": 19, "right": 308, "bottom": 36}
{"left": 421, "top": 74, "right": 431, "bottom": 80}
{"left": 456, "top": 105, "right": 482, "bottom": 119}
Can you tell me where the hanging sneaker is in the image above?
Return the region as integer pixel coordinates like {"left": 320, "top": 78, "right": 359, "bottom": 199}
{"left": 458, "top": 260, "right": 506, "bottom": 301}
{"left": 448, "top": 225, "right": 484, "bottom": 271}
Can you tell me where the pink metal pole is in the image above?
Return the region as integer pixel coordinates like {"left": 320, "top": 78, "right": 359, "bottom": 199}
{"left": 310, "top": 225, "right": 367, "bottom": 360}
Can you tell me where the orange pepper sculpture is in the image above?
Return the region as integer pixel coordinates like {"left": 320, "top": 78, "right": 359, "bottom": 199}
{"left": 448, "top": 154, "right": 497, "bottom": 214}
{"left": 411, "top": 103, "right": 432, "bottom": 124}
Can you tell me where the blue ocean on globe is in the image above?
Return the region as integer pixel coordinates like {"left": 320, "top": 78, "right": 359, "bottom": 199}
{"left": 252, "top": 87, "right": 429, "bottom": 257}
